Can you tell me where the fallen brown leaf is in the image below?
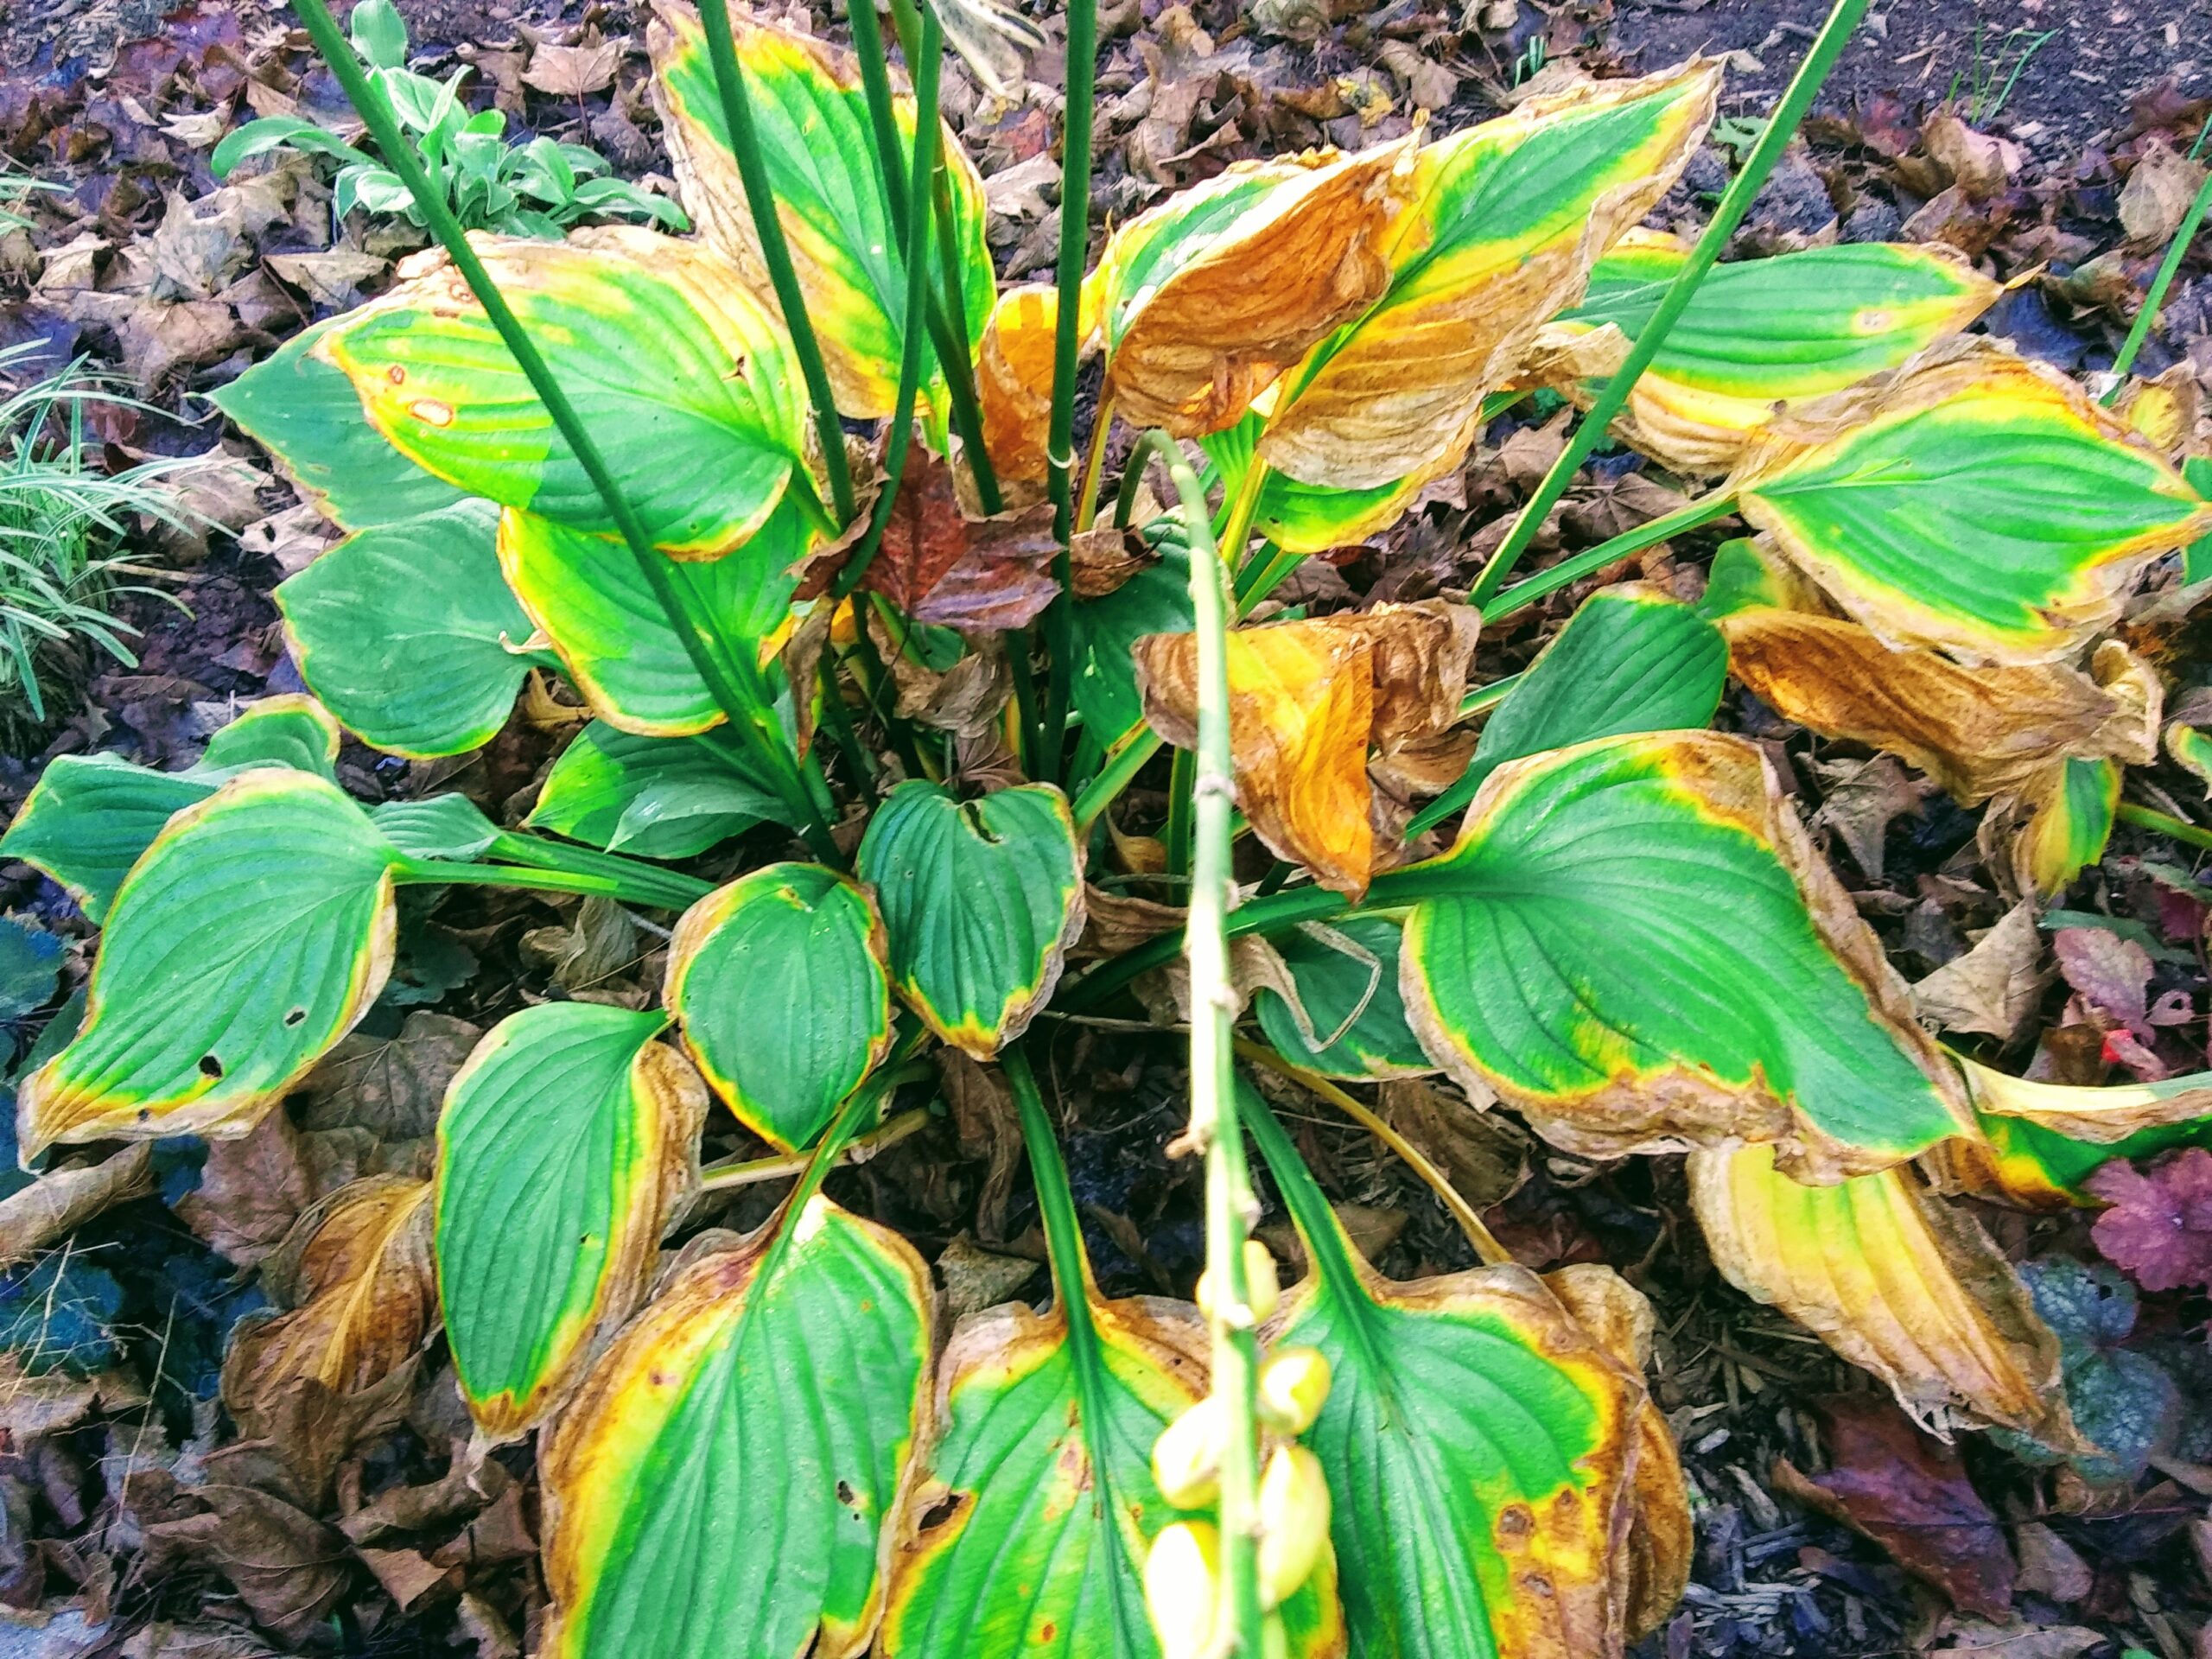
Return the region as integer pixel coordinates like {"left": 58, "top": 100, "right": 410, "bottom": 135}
{"left": 861, "top": 448, "right": 1059, "bottom": 630}
{"left": 1911, "top": 902, "right": 2050, "bottom": 1041}
{"left": 0, "top": 1146, "right": 152, "bottom": 1267}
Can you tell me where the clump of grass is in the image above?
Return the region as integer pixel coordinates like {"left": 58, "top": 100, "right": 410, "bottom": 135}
{"left": 0, "top": 346, "right": 202, "bottom": 739}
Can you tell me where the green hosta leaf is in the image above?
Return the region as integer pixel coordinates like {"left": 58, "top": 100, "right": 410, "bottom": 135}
{"left": 372, "top": 794, "right": 505, "bottom": 861}
{"left": 2185, "top": 457, "right": 2212, "bottom": 582}
{"left": 499, "top": 503, "right": 802, "bottom": 737}
{"left": 539, "top": 1191, "right": 931, "bottom": 1659}
{"left": 315, "top": 228, "right": 808, "bottom": 556}
{"left": 436, "top": 1002, "right": 708, "bottom": 1441}
{"left": 278, "top": 500, "right": 537, "bottom": 758}
{"left": 528, "top": 721, "right": 793, "bottom": 859}
{"left": 212, "top": 321, "right": 469, "bottom": 530}
{"left": 1423, "top": 582, "right": 1726, "bottom": 833}
{"left": 1380, "top": 731, "right": 1970, "bottom": 1178}
{"left": 1070, "top": 535, "right": 1191, "bottom": 749}
{"left": 17, "top": 772, "right": 398, "bottom": 1159}
{"left": 650, "top": 0, "right": 994, "bottom": 419}
{"left": 1258, "top": 63, "right": 1720, "bottom": 491}
{"left": 1199, "top": 410, "right": 1427, "bottom": 556}
{"left": 1246, "top": 1094, "right": 1667, "bottom": 1658}
{"left": 1254, "top": 915, "right": 1433, "bottom": 1080}
{"left": 1, "top": 696, "right": 341, "bottom": 922}
{"left": 1929, "top": 1108, "right": 2212, "bottom": 1211}
{"left": 856, "top": 783, "right": 1084, "bottom": 1058}
{"left": 665, "top": 864, "right": 892, "bottom": 1152}
{"left": 1729, "top": 341, "right": 2212, "bottom": 665}
{"left": 1553, "top": 234, "right": 2001, "bottom": 473}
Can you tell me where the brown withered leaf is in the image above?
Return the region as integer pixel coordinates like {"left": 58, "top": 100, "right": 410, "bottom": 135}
{"left": 298, "top": 1010, "right": 482, "bottom": 1141}
{"left": 1103, "top": 137, "right": 1417, "bottom": 436}
{"left": 0, "top": 1145, "right": 152, "bottom": 1268}
{"left": 175, "top": 1106, "right": 313, "bottom": 1268}
{"left": 862, "top": 448, "right": 1060, "bottom": 630}
{"left": 220, "top": 1176, "right": 437, "bottom": 1445}
{"left": 1721, "top": 611, "right": 2162, "bottom": 804}
{"left": 1921, "top": 112, "right": 2017, "bottom": 203}
{"left": 523, "top": 34, "right": 623, "bottom": 98}
{"left": 1073, "top": 885, "right": 1184, "bottom": 958}
{"left": 1808, "top": 754, "right": 1928, "bottom": 882}
{"left": 1134, "top": 601, "right": 1479, "bottom": 895}
{"left": 938, "top": 1049, "right": 1021, "bottom": 1244}
{"left": 1378, "top": 1077, "right": 1525, "bottom": 1209}
{"left": 1068, "top": 524, "right": 1154, "bottom": 598}
{"left": 1689, "top": 1146, "right": 2079, "bottom": 1447}
{"left": 1773, "top": 1394, "right": 2015, "bottom": 1619}
{"left": 141, "top": 1485, "right": 351, "bottom": 1642}
{"left": 2119, "top": 138, "right": 2207, "bottom": 247}
{"left": 976, "top": 283, "right": 1058, "bottom": 491}
{"left": 1911, "top": 902, "right": 2050, "bottom": 1041}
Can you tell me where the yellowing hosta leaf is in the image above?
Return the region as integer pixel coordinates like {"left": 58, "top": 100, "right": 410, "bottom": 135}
{"left": 540, "top": 1192, "right": 931, "bottom": 1659}
{"left": 976, "top": 283, "right": 1058, "bottom": 489}
{"left": 1718, "top": 609, "right": 2162, "bottom": 804}
{"left": 316, "top": 229, "right": 807, "bottom": 557}
{"left": 221, "top": 1175, "right": 436, "bottom": 1438}
{"left": 1727, "top": 340, "right": 2212, "bottom": 665}
{"left": 665, "top": 864, "right": 893, "bottom": 1151}
{"left": 1382, "top": 732, "right": 1971, "bottom": 1178}
{"left": 17, "top": 772, "right": 398, "bottom": 1160}
{"left": 649, "top": 0, "right": 995, "bottom": 418}
{"left": 436, "top": 1004, "right": 709, "bottom": 1442}
{"left": 1923, "top": 1109, "right": 2212, "bottom": 1211}
{"left": 1246, "top": 1094, "right": 1670, "bottom": 1657}
{"left": 1258, "top": 62, "right": 1719, "bottom": 491}
{"left": 1094, "top": 138, "right": 1416, "bottom": 436}
{"left": 1199, "top": 406, "right": 1447, "bottom": 556}
{"left": 2168, "top": 721, "right": 2212, "bottom": 791}
{"left": 1687, "top": 1145, "right": 2077, "bottom": 1446}
{"left": 0, "top": 695, "right": 343, "bottom": 924}
{"left": 855, "top": 783, "right": 1084, "bottom": 1058}
{"left": 1961, "top": 1056, "right": 2212, "bottom": 1143}
{"left": 1541, "top": 232, "right": 2002, "bottom": 474}
{"left": 1135, "top": 602, "right": 1480, "bottom": 897}
{"left": 1985, "top": 755, "right": 2121, "bottom": 900}
{"left": 499, "top": 500, "right": 804, "bottom": 737}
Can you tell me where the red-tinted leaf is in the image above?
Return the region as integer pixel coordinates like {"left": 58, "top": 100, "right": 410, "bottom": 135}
{"left": 2087, "top": 1148, "right": 2212, "bottom": 1292}
{"left": 1771, "top": 1394, "right": 2015, "bottom": 1619}
{"left": 862, "top": 448, "right": 1060, "bottom": 631}
{"left": 2053, "top": 926, "right": 2154, "bottom": 1039}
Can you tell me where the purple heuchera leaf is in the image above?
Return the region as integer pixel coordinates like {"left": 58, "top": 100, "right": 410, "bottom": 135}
{"left": 2088, "top": 1148, "right": 2212, "bottom": 1293}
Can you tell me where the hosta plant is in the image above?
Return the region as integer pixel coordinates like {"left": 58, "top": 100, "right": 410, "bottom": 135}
{"left": 12, "top": 0, "right": 2212, "bottom": 1653}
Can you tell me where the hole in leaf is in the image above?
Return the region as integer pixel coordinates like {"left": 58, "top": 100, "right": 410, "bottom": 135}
{"left": 283, "top": 1007, "right": 307, "bottom": 1027}
{"left": 918, "top": 1492, "right": 965, "bottom": 1532}
{"left": 836, "top": 1478, "right": 855, "bottom": 1506}
{"left": 197, "top": 1054, "right": 224, "bottom": 1079}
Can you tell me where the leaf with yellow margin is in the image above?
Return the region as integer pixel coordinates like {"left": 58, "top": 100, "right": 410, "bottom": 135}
{"left": 1091, "top": 137, "right": 1417, "bottom": 436}
{"left": 16, "top": 772, "right": 398, "bottom": 1160}
{"left": 220, "top": 1176, "right": 436, "bottom": 1440}
{"left": 1135, "top": 601, "right": 1480, "bottom": 897}
{"left": 1246, "top": 1090, "right": 1671, "bottom": 1657}
{"left": 976, "top": 283, "right": 1060, "bottom": 491}
{"left": 1718, "top": 610, "right": 2162, "bottom": 804}
{"left": 1726, "top": 340, "right": 2212, "bottom": 665}
{"left": 1687, "top": 1144, "right": 2080, "bottom": 1449}
{"left": 1533, "top": 232, "right": 2002, "bottom": 474}
{"left": 539, "top": 1190, "right": 931, "bottom": 1659}
{"left": 1959, "top": 1056, "right": 2212, "bottom": 1143}
{"left": 648, "top": 0, "right": 995, "bottom": 419}
{"left": 1256, "top": 62, "right": 1719, "bottom": 491}
{"left": 435, "top": 1004, "right": 708, "bottom": 1444}
{"left": 1922, "top": 1109, "right": 2212, "bottom": 1211}
{"left": 1979, "top": 755, "right": 2123, "bottom": 902}
{"left": 315, "top": 228, "right": 807, "bottom": 557}
{"left": 1379, "top": 731, "right": 1972, "bottom": 1179}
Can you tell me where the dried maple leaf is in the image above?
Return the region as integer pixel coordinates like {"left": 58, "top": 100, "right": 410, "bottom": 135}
{"left": 1771, "top": 1393, "right": 2015, "bottom": 1620}
{"left": 2088, "top": 1148, "right": 2212, "bottom": 1292}
{"left": 861, "top": 448, "right": 1059, "bottom": 630}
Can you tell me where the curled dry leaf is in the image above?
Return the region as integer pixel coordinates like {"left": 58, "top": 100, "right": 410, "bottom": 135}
{"left": 975, "top": 283, "right": 1058, "bottom": 490}
{"left": 1719, "top": 610, "right": 2162, "bottom": 804}
{"left": 1134, "top": 600, "right": 1479, "bottom": 896}
{"left": 1910, "top": 902, "right": 2050, "bottom": 1042}
{"left": 1096, "top": 137, "right": 1418, "bottom": 435}
{"left": 0, "top": 1145, "right": 154, "bottom": 1268}
{"left": 1688, "top": 1145, "right": 2078, "bottom": 1448}
{"left": 1770, "top": 1393, "right": 2016, "bottom": 1620}
{"left": 220, "top": 1176, "right": 437, "bottom": 1443}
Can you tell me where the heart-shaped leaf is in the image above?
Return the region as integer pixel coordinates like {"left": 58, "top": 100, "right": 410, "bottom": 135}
{"left": 665, "top": 863, "right": 893, "bottom": 1151}
{"left": 1257, "top": 62, "right": 1719, "bottom": 491}
{"left": 527, "top": 722, "right": 795, "bottom": 858}
{"left": 1544, "top": 233, "right": 2002, "bottom": 474}
{"left": 17, "top": 771, "right": 398, "bottom": 1158}
{"left": 856, "top": 782, "right": 1084, "bottom": 1058}
{"left": 539, "top": 1187, "right": 931, "bottom": 1659}
{"left": 316, "top": 229, "right": 807, "bottom": 556}
{"left": 1688, "top": 1144, "right": 2077, "bottom": 1447}
{"left": 499, "top": 502, "right": 802, "bottom": 736}
{"left": 436, "top": 1003, "right": 708, "bottom": 1441}
{"left": 1245, "top": 1092, "right": 1675, "bottom": 1658}
{"left": 277, "top": 500, "right": 537, "bottom": 758}
{"left": 1727, "top": 340, "right": 2212, "bottom": 664}
{"left": 649, "top": 0, "right": 995, "bottom": 418}
{"left": 1383, "top": 731, "right": 1971, "bottom": 1178}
